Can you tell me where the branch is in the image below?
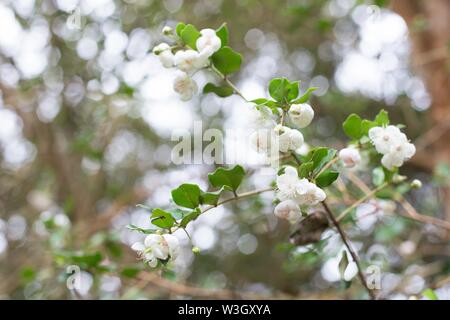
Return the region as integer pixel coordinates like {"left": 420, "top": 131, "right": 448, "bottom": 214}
{"left": 202, "top": 187, "right": 274, "bottom": 214}
{"left": 321, "top": 201, "right": 376, "bottom": 300}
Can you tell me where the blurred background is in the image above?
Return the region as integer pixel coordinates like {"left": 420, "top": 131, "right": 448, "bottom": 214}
{"left": 0, "top": 0, "right": 449, "bottom": 300}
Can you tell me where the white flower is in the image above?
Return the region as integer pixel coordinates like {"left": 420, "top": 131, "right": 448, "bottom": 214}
{"left": 344, "top": 261, "right": 358, "bottom": 281}
{"left": 288, "top": 103, "right": 314, "bottom": 128}
{"left": 196, "top": 28, "right": 221, "bottom": 57}
{"left": 381, "top": 141, "right": 416, "bottom": 170}
{"left": 295, "top": 178, "right": 326, "bottom": 206}
{"left": 159, "top": 50, "right": 174, "bottom": 68}
{"left": 152, "top": 42, "right": 170, "bottom": 55}
{"left": 274, "top": 200, "right": 302, "bottom": 224}
{"left": 338, "top": 249, "right": 358, "bottom": 281}
{"left": 338, "top": 147, "right": 361, "bottom": 168}
{"left": 289, "top": 129, "right": 305, "bottom": 150}
{"left": 273, "top": 125, "right": 304, "bottom": 153}
{"left": 162, "top": 234, "right": 180, "bottom": 259}
{"left": 368, "top": 125, "right": 406, "bottom": 155}
{"left": 131, "top": 238, "right": 158, "bottom": 267}
{"left": 368, "top": 125, "right": 415, "bottom": 170}
{"left": 276, "top": 166, "right": 326, "bottom": 206}
{"left": 131, "top": 234, "right": 180, "bottom": 268}
{"left": 173, "top": 71, "right": 198, "bottom": 101}
{"left": 276, "top": 166, "right": 300, "bottom": 201}
{"left": 174, "top": 50, "right": 205, "bottom": 73}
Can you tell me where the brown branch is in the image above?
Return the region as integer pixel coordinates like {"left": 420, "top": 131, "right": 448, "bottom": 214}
{"left": 321, "top": 201, "right": 376, "bottom": 300}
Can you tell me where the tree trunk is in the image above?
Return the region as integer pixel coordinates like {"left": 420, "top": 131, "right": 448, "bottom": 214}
{"left": 392, "top": 0, "right": 450, "bottom": 220}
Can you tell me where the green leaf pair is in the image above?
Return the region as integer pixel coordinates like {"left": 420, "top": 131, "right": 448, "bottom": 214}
{"left": 342, "top": 109, "right": 390, "bottom": 140}
{"left": 146, "top": 165, "right": 246, "bottom": 230}
{"left": 268, "top": 77, "right": 317, "bottom": 105}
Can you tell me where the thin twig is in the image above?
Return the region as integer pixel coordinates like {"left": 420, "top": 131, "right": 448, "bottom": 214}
{"left": 336, "top": 183, "right": 388, "bottom": 222}
{"left": 210, "top": 65, "right": 248, "bottom": 101}
{"left": 202, "top": 187, "right": 274, "bottom": 214}
{"left": 321, "top": 201, "right": 376, "bottom": 300}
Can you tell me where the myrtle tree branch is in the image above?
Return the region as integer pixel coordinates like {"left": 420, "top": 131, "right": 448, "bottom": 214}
{"left": 202, "top": 187, "right": 274, "bottom": 214}
{"left": 209, "top": 65, "right": 248, "bottom": 101}
{"left": 321, "top": 201, "right": 376, "bottom": 300}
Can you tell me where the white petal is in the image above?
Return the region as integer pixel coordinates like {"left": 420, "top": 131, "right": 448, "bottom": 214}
{"left": 131, "top": 242, "right": 145, "bottom": 252}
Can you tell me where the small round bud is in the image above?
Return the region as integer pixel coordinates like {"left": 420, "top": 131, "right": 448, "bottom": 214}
{"left": 152, "top": 42, "right": 170, "bottom": 55}
{"left": 411, "top": 179, "right": 422, "bottom": 189}
{"left": 162, "top": 26, "right": 173, "bottom": 35}
{"left": 192, "top": 247, "right": 201, "bottom": 254}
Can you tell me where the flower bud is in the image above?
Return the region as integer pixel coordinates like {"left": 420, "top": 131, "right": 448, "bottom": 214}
{"left": 288, "top": 103, "right": 314, "bottom": 128}
{"left": 338, "top": 147, "right": 361, "bottom": 168}
{"left": 192, "top": 247, "right": 201, "bottom": 254}
{"left": 152, "top": 42, "right": 170, "bottom": 55}
{"left": 411, "top": 179, "right": 422, "bottom": 189}
{"left": 162, "top": 26, "right": 173, "bottom": 35}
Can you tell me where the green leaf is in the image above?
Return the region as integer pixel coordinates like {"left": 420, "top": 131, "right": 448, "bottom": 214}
{"left": 291, "top": 87, "right": 318, "bottom": 104}
{"left": 286, "top": 81, "right": 300, "bottom": 101}
{"left": 299, "top": 161, "right": 314, "bottom": 178}
{"left": 151, "top": 208, "right": 176, "bottom": 229}
{"left": 338, "top": 251, "right": 349, "bottom": 280}
{"left": 208, "top": 165, "right": 245, "bottom": 192}
{"left": 374, "top": 109, "right": 389, "bottom": 126}
{"left": 361, "top": 119, "right": 376, "bottom": 136}
{"left": 211, "top": 46, "right": 242, "bottom": 75}
{"left": 268, "top": 78, "right": 290, "bottom": 102}
{"left": 422, "top": 288, "right": 439, "bottom": 300}
{"left": 251, "top": 98, "right": 280, "bottom": 115}
{"left": 180, "top": 208, "right": 201, "bottom": 228}
{"left": 215, "top": 23, "right": 228, "bottom": 47}
{"left": 316, "top": 170, "right": 339, "bottom": 188}
{"left": 252, "top": 98, "right": 270, "bottom": 105}
{"left": 372, "top": 167, "right": 385, "bottom": 186}
{"left": 203, "top": 82, "right": 234, "bottom": 97}
{"left": 72, "top": 252, "right": 103, "bottom": 268}
{"left": 126, "top": 224, "right": 155, "bottom": 234}
{"left": 343, "top": 114, "right": 363, "bottom": 139}
{"left": 171, "top": 184, "right": 201, "bottom": 209}
{"left": 180, "top": 24, "right": 201, "bottom": 49}
{"left": 175, "top": 22, "right": 186, "bottom": 36}
{"left": 306, "top": 147, "right": 336, "bottom": 174}
{"left": 200, "top": 188, "right": 224, "bottom": 206}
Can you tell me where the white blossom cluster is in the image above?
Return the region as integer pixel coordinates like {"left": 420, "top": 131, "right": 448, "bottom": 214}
{"left": 274, "top": 166, "right": 326, "bottom": 223}
{"left": 153, "top": 28, "right": 222, "bottom": 101}
{"left": 368, "top": 125, "right": 416, "bottom": 170}
{"left": 131, "top": 234, "right": 180, "bottom": 267}
{"left": 249, "top": 103, "right": 314, "bottom": 156}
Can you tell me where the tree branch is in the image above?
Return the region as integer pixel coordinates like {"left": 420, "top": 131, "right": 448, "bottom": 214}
{"left": 321, "top": 201, "right": 376, "bottom": 300}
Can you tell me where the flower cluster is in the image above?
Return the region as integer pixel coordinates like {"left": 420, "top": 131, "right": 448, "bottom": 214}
{"left": 131, "top": 233, "right": 180, "bottom": 268}
{"left": 250, "top": 103, "right": 314, "bottom": 156}
{"left": 153, "top": 27, "right": 222, "bottom": 101}
{"left": 274, "top": 166, "right": 326, "bottom": 223}
{"left": 368, "top": 125, "right": 416, "bottom": 170}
